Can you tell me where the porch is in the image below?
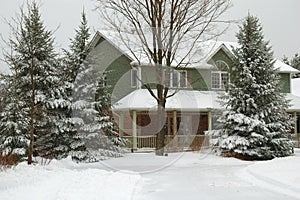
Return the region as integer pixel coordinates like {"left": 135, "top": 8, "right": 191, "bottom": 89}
{"left": 113, "top": 90, "right": 300, "bottom": 150}
{"left": 115, "top": 110, "right": 213, "bottom": 151}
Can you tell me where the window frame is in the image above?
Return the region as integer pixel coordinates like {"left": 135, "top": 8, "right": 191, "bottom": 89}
{"left": 211, "top": 60, "right": 229, "bottom": 90}
{"left": 166, "top": 69, "right": 187, "bottom": 88}
{"left": 211, "top": 71, "right": 229, "bottom": 90}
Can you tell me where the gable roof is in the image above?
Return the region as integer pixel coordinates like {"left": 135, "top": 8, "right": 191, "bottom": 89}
{"left": 88, "top": 31, "right": 134, "bottom": 61}
{"left": 89, "top": 31, "right": 299, "bottom": 73}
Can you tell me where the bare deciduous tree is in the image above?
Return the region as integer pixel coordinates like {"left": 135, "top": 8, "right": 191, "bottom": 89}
{"left": 96, "top": 0, "right": 232, "bottom": 155}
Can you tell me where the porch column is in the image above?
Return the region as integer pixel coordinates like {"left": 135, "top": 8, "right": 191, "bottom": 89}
{"left": 294, "top": 112, "right": 298, "bottom": 134}
{"left": 208, "top": 111, "right": 212, "bottom": 131}
{"left": 132, "top": 110, "right": 137, "bottom": 150}
{"left": 173, "top": 111, "right": 177, "bottom": 136}
{"left": 119, "top": 112, "right": 124, "bottom": 137}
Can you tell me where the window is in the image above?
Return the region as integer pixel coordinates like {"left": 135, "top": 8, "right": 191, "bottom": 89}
{"left": 172, "top": 70, "right": 179, "bottom": 88}
{"left": 165, "top": 69, "right": 187, "bottom": 88}
{"left": 179, "top": 71, "right": 187, "bottom": 88}
{"left": 221, "top": 72, "right": 228, "bottom": 89}
{"left": 211, "top": 71, "right": 229, "bottom": 90}
{"left": 215, "top": 60, "right": 229, "bottom": 71}
{"left": 211, "top": 60, "right": 229, "bottom": 90}
{"left": 131, "top": 68, "right": 138, "bottom": 88}
{"left": 211, "top": 72, "right": 220, "bottom": 89}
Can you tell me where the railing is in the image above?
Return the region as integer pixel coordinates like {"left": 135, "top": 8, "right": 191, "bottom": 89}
{"left": 122, "top": 135, "right": 210, "bottom": 151}
{"left": 122, "top": 134, "right": 300, "bottom": 151}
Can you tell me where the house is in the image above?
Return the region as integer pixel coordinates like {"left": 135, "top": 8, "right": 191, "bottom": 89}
{"left": 87, "top": 31, "right": 300, "bottom": 150}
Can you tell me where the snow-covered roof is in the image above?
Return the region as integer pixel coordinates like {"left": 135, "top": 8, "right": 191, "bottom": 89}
{"left": 93, "top": 31, "right": 220, "bottom": 67}
{"left": 91, "top": 31, "right": 299, "bottom": 73}
{"left": 113, "top": 89, "right": 300, "bottom": 112}
{"left": 292, "top": 78, "right": 300, "bottom": 97}
{"left": 113, "top": 89, "right": 222, "bottom": 112}
{"left": 274, "top": 60, "right": 299, "bottom": 73}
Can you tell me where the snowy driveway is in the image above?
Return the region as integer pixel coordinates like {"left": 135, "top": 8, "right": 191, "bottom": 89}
{"left": 102, "top": 150, "right": 300, "bottom": 200}
{"left": 0, "top": 150, "right": 300, "bottom": 200}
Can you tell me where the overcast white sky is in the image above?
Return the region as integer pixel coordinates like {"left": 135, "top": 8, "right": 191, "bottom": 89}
{"left": 0, "top": 0, "right": 299, "bottom": 73}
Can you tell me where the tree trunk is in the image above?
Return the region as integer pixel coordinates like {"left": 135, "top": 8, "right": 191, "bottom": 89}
{"left": 28, "top": 58, "right": 35, "bottom": 165}
{"left": 156, "top": 106, "right": 166, "bottom": 156}
{"left": 156, "top": 84, "right": 166, "bottom": 156}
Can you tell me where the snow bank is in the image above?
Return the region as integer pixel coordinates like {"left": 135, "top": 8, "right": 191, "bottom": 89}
{"left": 0, "top": 159, "right": 142, "bottom": 200}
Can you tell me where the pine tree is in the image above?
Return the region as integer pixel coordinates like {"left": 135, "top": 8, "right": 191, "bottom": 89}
{"left": 62, "top": 11, "right": 124, "bottom": 162}
{"left": 71, "top": 62, "right": 124, "bottom": 162}
{"left": 0, "top": 75, "right": 29, "bottom": 161}
{"left": 2, "top": 2, "right": 65, "bottom": 164}
{"left": 35, "top": 11, "right": 91, "bottom": 160}
{"left": 218, "top": 15, "right": 294, "bottom": 160}
{"left": 95, "top": 71, "right": 127, "bottom": 147}
{"left": 64, "top": 10, "right": 90, "bottom": 83}
{"left": 30, "top": 10, "right": 92, "bottom": 161}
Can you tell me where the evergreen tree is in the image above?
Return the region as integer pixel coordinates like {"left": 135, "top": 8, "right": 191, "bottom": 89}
{"left": 30, "top": 10, "right": 91, "bottom": 161}
{"left": 95, "top": 71, "right": 126, "bottom": 147}
{"left": 218, "top": 15, "right": 294, "bottom": 160}
{"left": 64, "top": 10, "right": 90, "bottom": 83}
{"left": 0, "top": 75, "right": 28, "bottom": 160}
{"left": 2, "top": 2, "right": 69, "bottom": 163}
{"left": 63, "top": 11, "right": 124, "bottom": 162}
{"left": 36, "top": 11, "right": 91, "bottom": 160}
{"left": 71, "top": 62, "right": 124, "bottom": 162}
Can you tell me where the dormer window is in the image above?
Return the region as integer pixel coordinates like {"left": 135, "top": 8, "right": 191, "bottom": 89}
{"left": 211, "top": 60, "right": 229, "bottom": 90}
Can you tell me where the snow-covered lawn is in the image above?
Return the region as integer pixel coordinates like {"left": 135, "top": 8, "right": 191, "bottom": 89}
{"left": 1, "top": 149, "right": 300, "bottom": 200}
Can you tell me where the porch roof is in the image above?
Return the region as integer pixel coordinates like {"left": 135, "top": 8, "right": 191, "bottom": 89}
{"left": 113, "top": 89, "right": 300, "bottom": 112}
{"left": 113, "top": 89, "right": 222, "bottom": 112}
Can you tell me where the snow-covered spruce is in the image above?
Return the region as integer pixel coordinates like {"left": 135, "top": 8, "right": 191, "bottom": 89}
{"left": 70, "top": 63, "right": 126, "bottom": 162}
{"left": 0, "top": 77, "right": 28, "bottom": 160}
{"left": 63, "top": 11, "right": 125, "bottom": 162}
{"left": 0, "top": 2, "right": 66, "bottom": 163}
{"left": 217, "top": 15, "right": 294, "bottom": 160}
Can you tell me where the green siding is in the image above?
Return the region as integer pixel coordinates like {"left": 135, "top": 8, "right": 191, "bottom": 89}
{"left": 88, "top": 37, "right": 134, "bottom": 103}
{"left": 106, "top": 56, "right": 134, "bottom": 103}
{"left": 189, "top": 69, "right": 209, "bottom": 91}
{"left": 140, "top": 67, "right": 209, "bottom": 91}
{"left": 88, "top": 39, "right": 292, "bottom": 100}
{"left": 279, "top": 73, "right": 291, "bottom": 93}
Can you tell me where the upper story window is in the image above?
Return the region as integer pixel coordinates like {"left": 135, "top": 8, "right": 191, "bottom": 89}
{"left": 212, "top": 72, "right": 228, "bottom": 89}
{"left": 165, "top": 69, "right": 187, "bottom": 88}
{"left": 131, "top": 68, "right": 138, "bottom": 88}
{"left": 211, "top": 60, "right": 229, "bottom": 90}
